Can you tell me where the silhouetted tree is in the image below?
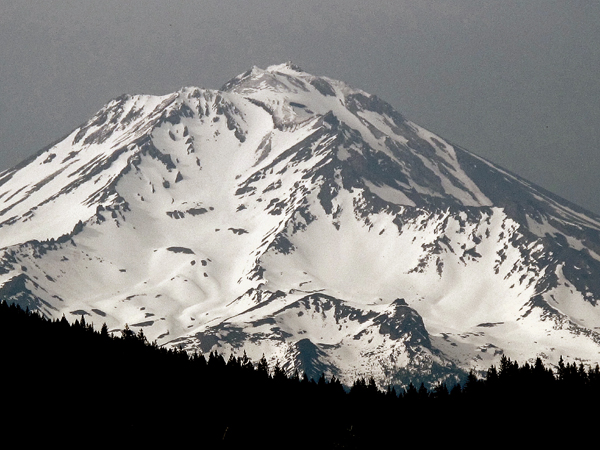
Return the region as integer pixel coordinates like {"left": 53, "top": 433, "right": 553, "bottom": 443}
{"left": 256, "top": 353, "right": 269, "bottom": 378}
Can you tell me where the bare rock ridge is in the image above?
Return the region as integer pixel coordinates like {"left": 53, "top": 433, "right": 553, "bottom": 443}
{"left": 2, "top": 62, "right": 600, "bottom": 388}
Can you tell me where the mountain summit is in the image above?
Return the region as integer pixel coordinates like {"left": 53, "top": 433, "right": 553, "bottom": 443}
{"left": 2, "top": 63, "right": 600, "bottom": 387}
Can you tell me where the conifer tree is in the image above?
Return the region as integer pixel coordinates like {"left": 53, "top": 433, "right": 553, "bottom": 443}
{"left": 318, "top": 372, "right": 327, "bottom": 387}
{"left": 557, "top": 355, "right": 567, "bottom": 381}
{"left": 486, "top": 365, "right": 499, "bottom": 385}
{"left": 100, "top": 323, "right": 109, "bottom": 338}
{"left": 385, "top": 385, "right": 398, "bottom": 399}
{"left": 450, "top": 383, "right": 462, "bottom": 398}
{"left": 403, "top": 382, "right": 418, "bottom": 401}
{"left": 291, "top": 369, "right": 300, "bottom": 384}
{"left": 417, "top": 382, "right": 429, "bottom": 400}
{"left": 432, "top": 382, "right": 449, "bottom": 400}
{"left": 136, "top": 328, "right": 147, "bottom": 344}
{"left": 121, "top": 323, "right": 135, "bottom": 340}
{"left": 257, "top": 354, "right": 269, "bottom": 378}
{"left": 273, "top": 359, "right": 287, "bottom": 385}
{"left": 241, "top": 350, "right": 253, "bottom": 372}
{"left": 463, "top": 370, "right": 481, "bottom": 397}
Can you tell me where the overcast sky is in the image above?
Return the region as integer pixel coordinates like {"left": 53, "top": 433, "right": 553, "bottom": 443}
{"left": 2, "top": 1, "right": 599, "bottom": 213}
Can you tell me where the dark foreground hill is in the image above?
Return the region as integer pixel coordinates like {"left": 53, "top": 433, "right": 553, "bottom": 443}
{"left": 2, "top": 300, "right": 598, "bottom": 447}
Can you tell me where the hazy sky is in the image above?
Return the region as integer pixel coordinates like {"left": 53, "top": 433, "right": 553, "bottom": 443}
{"left": 2, "top": 1, "right": 599, "bottom": 213}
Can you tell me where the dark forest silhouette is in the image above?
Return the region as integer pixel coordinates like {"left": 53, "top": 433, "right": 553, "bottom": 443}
{"left": 1, "top": 300, "right": 597, "bottom": 447}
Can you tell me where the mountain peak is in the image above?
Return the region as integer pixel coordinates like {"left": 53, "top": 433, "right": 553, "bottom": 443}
{"left": 265, "top": 61, "right": 304, "bottom": 73}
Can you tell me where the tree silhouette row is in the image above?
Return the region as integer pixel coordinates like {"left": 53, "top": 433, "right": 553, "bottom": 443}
{"left": 1, "top": 300, "right": 597, "bottom": 447}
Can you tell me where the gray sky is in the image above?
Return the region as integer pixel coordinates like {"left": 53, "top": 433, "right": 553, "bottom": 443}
{"left": 2, "top": 1, "right": 599, "bottom": 213}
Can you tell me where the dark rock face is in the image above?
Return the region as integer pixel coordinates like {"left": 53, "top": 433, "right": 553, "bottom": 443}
{"left": 0, "top": 273, "right": 54, "bottom": 316}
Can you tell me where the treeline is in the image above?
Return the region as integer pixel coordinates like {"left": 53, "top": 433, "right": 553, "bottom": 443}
{"left": 1, "top": 300, "right": 597, "bottom": 447}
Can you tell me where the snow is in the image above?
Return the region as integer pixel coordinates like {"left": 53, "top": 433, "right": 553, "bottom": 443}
{"left": 363, "top": 179, "right": 416, "bottom": 207}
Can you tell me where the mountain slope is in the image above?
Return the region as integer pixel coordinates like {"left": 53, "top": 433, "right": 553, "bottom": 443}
{"left": 2, "top": 62, "right": 600, "bottom": 388}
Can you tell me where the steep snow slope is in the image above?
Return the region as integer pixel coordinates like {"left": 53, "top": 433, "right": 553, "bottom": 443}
{"left": 2, "top": 63, "right": 600, "bottom": 388}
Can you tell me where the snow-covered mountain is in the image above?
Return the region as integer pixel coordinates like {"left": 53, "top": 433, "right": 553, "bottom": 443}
{"left": 2, "top": 62, "right": 600, "bottom": 388}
